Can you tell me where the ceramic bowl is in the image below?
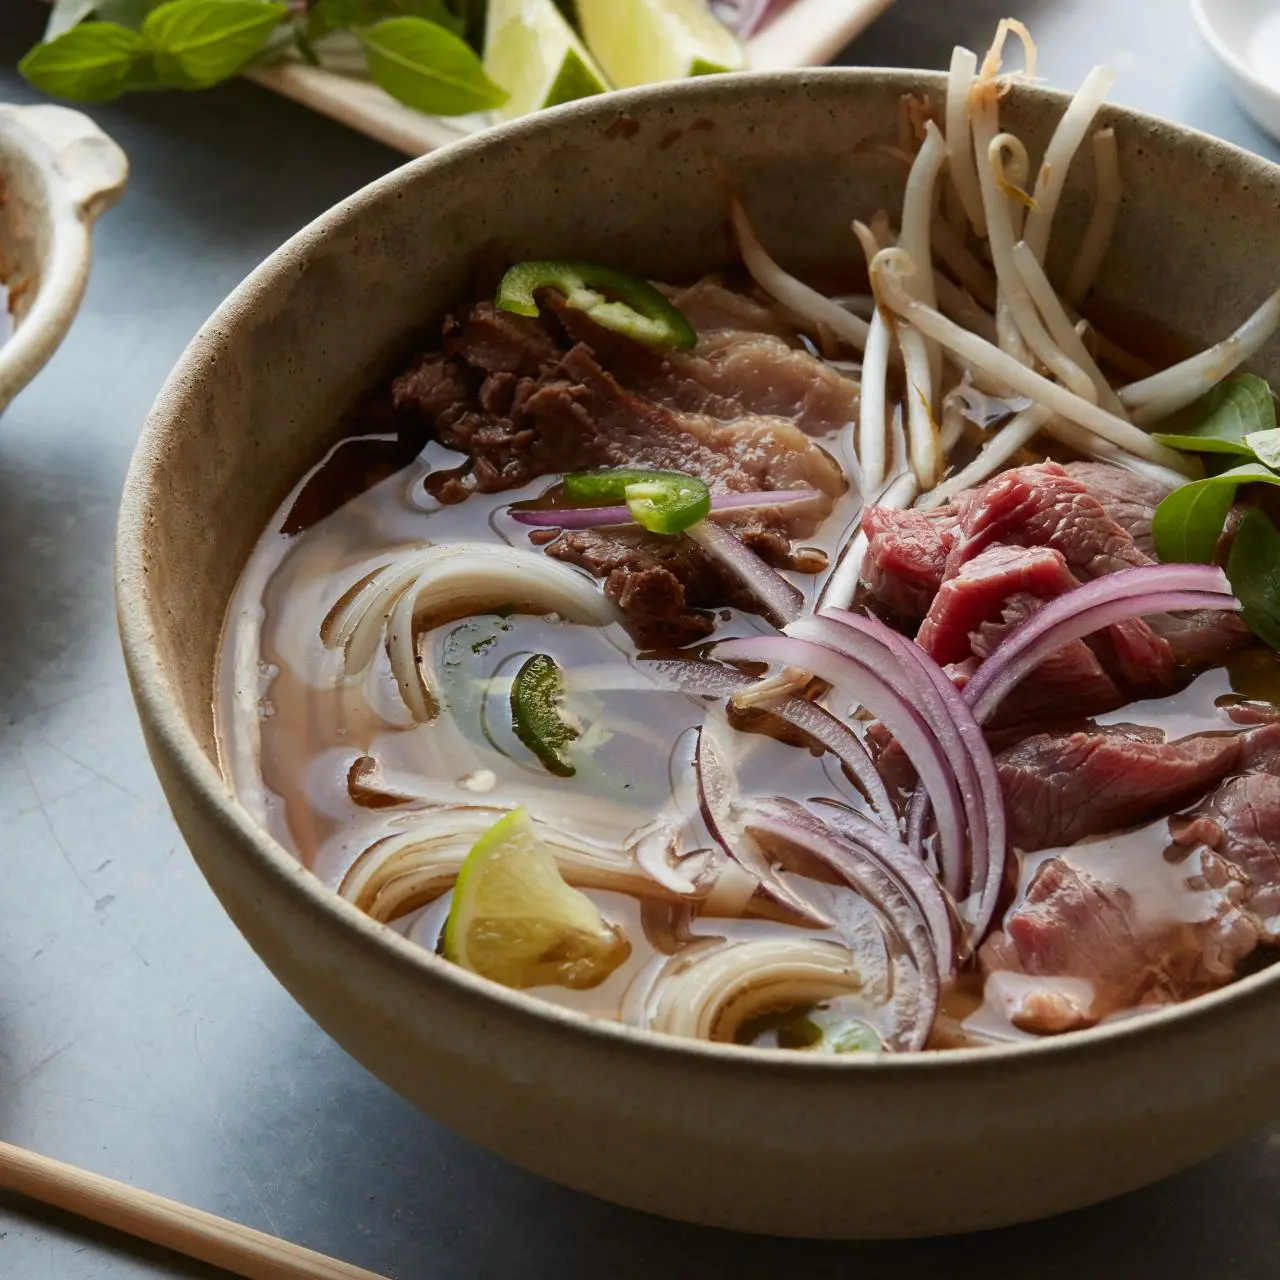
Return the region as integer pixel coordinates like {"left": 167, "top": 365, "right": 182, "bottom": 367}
{"left": 0, "top": 104, "right": 127, "bottom": 414}
{"left": 116, "top": 70, "right": 1280, "bottom": 1239}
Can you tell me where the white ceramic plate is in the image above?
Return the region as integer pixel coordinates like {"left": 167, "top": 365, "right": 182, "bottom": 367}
{"left": 1192, "top": 0, "right": 1280, "bottom": 140}
{"left": 247, "top": 0, "right": 898, "bottom": 157}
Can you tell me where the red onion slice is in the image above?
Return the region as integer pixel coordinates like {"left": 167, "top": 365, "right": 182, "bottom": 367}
{"left": 742, "top": 797, "right": 940, "bottom": 1051}
{"left": 695, "top": 723, "right": 835, "bottom": 926}
{"left": 512, "top": 488, "right": 822, "bottom": 530}
{"left": 964, "top": 566, "right": 1239, "bottom": 725}
{"left": 685, "top": 519, "right": 805, "bottom": 625}
{"left": 816, "top": 609, "right": 1007, "bottom": 942}
{"left": 654, "top": 658, "right": 897, "bottom": 827}
{"left": 817, "top": 803, "right": 958, "bottom": 981}
{"left": 716, "top": 634, "right": 968, "bottom": 897}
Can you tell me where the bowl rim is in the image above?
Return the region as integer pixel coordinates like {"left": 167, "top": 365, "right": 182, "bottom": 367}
{"left": 117, "top": 64, "right": 1280, "bottom": 1078}
{"left": 1191, "top": 0, "right": 1280, "bottom": 104}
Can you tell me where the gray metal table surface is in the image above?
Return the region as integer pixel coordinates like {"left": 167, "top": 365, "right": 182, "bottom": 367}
{"left": 0, "top": 1, "right": 1276, "bottom": 1275}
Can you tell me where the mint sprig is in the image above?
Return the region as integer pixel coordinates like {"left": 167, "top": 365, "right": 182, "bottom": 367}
{"left": 24, "top": 0, "right": 507, "bottom": 116}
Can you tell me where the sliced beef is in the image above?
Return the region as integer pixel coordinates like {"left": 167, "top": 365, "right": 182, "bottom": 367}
{"left": 443, "top": 302, "right": 561, "bottom": 376}
{"left": 917, "top": 544, "right": 1076, "bottom": 665}
{"left": 997, "top": 723, "right": 1241, "bottom": 851}
{"left": 968, "top": 594, "right": 1123, "bottom": 727}
{"left": 947, "top": 462, "right": 1152, "bottom": 580}
{"left": 860, "top": 506, "right": 956, "bottom": 623}
{"left": 1171, "top": 772, "right": 1280, "bottom": 941}
{"left": 979, "top": 854, "right": 1257, "bottom": 1033}
{"left": 1061, "top": 461, "right": 1173, "bottom": 558}
{"left": 545, "top": 524, "right": 788, "bottom": 644}
{"left": 665, "top": 276, "right": 796, "bottom": 339}
{"left": 543, "top": 289, "right": 860, "bottom": 436}
{"left": 1144, "top": 608, "right": 1254, "bottom": 667}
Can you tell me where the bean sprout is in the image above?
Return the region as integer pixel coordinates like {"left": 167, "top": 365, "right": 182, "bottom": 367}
{"left": 1065, "top": 128, "right": 1122, "bottom": 306}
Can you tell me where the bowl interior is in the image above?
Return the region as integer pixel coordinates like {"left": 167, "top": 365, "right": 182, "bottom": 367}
{"left": 126, "top": 70, "right": 1280, "bottom": 772}
{"left": 0, "top": 120, "right": 53, "bottom": 327}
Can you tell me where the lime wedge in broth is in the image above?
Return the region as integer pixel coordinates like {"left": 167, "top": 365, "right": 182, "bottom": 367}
{"left": 444, "top": 807, "right": 629, "bottom": 989}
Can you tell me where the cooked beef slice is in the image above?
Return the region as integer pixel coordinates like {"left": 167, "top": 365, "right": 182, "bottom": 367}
{"left": 996, "top": 724, "right": 1241, "bottom": 851}
{"left": 979, "top": 854, "right": 1257, "bottom": 1033}
{"left": 1171, "top": 772, "right": 1280, "bottom": 942}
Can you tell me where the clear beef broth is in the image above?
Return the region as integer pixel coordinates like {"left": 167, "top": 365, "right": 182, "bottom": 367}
{"left": 217, "top": 276, "right": 1280, "bottom": 1053}
{"left": 218, "top": 419, "right": 896, "bottom": 1040}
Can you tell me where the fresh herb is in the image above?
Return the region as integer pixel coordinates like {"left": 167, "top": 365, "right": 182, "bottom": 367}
{"left": 20, "top": 22, "right": 148, "bottom": 102}
{"left": 510, "top": 652, "right": 579, "bottom": 777}
{"left": 1152, "top": 373, "right": 1277, "bottom": 460}
{"left": 1152, "top": 462, "right": 1280, "bottom": 565}
{"left": 146, "top": 0, "right": 289, "bottom": 89}
{"left": 23, "top": 0, "right": 504, "bottom": 115}
{"left": 357, "top": 16, "right": 506, "bottom": 115}
{"left": 1226, "top": 509, "right": 1280, "bottom": 651}
{"left": 496, "top": 260, "right": 699, "bottom": 350}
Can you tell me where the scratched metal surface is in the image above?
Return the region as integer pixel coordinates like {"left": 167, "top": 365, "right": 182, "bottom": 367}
{"left": 0, "top": 1, "right": 1277, "bottom": 1276}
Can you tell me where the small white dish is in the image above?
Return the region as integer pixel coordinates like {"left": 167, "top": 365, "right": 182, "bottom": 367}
{"left": 1192, "top": 0, "right": 1280, "bottom": 140}
{"left": 0, "top": 104, "right": 128, "bottom": 416}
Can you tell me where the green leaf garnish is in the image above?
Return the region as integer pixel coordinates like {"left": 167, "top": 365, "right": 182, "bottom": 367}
{"left": 20, "top": 22, "right": 148, "bottom": 101}
{"left": 1152, "top": 462, "right": 1280, "bottom": 565}
{"left": 1152, "top": 373, "right": 1277, "bottom": 457}
{"left": 356, "top": 16, "right": 508, "bottom": 115}
{"left": 145, "top": 0, "right": 288, "bottom": 89}
{"left": 1247, "top": 429, "right": 1280, "bottom": 470}
{"left": 1226, "top": 509, "right": 1280, "bottom": 651}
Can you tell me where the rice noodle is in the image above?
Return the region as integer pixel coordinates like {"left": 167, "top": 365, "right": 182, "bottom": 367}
{"left": 325, "top": 544, "right": 619, "bottom": 721}
{"left": 623, "top": 936, "right": 881, "bottom": 1045}
{"left": 870, "top": 248, "right": 1198, "bottom": 474}
{"left": 1022, "top": 65, "right": 1118, "bottom": 264}
{"left": 1064, "top": 128, "right": 1121, "bottom": 306}
{"left": 945, "top": 45, "right": 986, "bottom": 237}
{"left": 729, "top": 195, "right": 870, "bottom": 351}
{"left": 1119, "top": 289, "right": 1280, "bottom": 424}
{"left": 340, "top": 807, "right": 713, "bottom": 921}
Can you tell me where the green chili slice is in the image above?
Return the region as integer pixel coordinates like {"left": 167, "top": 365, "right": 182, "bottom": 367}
{"left": 510, "top": 653, "right": 578, "bottom": 777}
{"left": 562, "top": 468, "right": 711, "bottom": 535}
{"left": 495, "top": 259, "right": 698, "bottom": 350}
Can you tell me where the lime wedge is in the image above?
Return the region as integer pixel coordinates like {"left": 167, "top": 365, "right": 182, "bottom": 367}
{"left": 444, "top": 807, "right": 629, "bottom": 989}
{"left": 485, "top": 0, "right": 611, "bottom": 123}
{"left": 576, "top": 0, "right": 746, "bottom": 88}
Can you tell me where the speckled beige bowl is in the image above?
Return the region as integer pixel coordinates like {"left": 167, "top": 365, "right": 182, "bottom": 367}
{"left": 0, "top": 104, "right": 127, "bottom": 414}
{"left": 117, "top": 71, "right": 1280, "bottom": 1238}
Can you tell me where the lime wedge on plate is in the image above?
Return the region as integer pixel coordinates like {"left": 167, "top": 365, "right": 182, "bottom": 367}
{"left": 576, "top": 0, "right": 747, "bottom": 88}
{"left": 485, "top": 0, "right": 611, "bottom": 122}
{"left": 444, "top": 807, "right": 629, "bottom": 988}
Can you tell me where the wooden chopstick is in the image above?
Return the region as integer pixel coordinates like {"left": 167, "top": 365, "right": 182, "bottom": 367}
{"left": 0, "top": 1140, "right": 390, "bottom": 1280}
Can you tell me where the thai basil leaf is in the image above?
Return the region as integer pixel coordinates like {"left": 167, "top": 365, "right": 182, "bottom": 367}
{"left": 1226, "top": 509, "right": 1280, "bottom": 651}
{"left": 97, "top": 0, "right": 162, "bottom": 28}
{"left": 1247, "top": 429, "right": 1280, "bottom": 470}
{"left": 19, "top": 22, "right": 148, "bottom": 101}
{"left": 1152, "top": 373, "right": 1276, "bottom": 456}
{"left": 1151, "top": 462, "right": 1280, "bottom": 565}
{"left": 356, "top": 16, "right": 507, "bottom": 115}
{"left": 144, "top": 0, "right": 289, "bottom": 90}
